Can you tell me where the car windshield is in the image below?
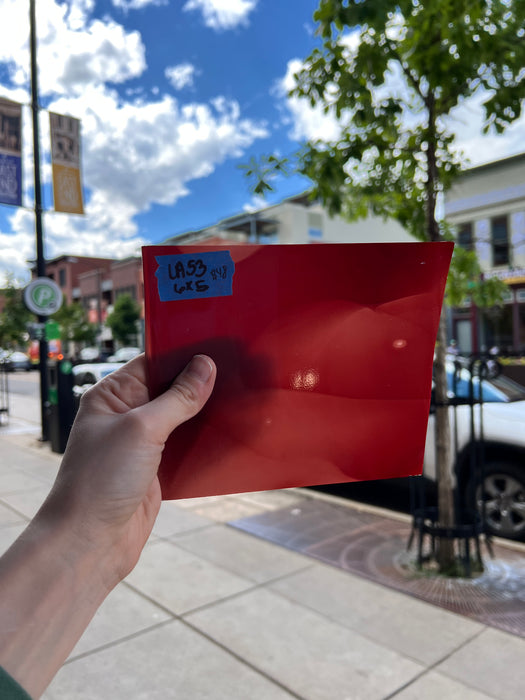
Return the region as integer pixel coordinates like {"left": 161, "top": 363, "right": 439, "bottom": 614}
{"left": 447, "top": 368, "right": 525, "bottom": 403}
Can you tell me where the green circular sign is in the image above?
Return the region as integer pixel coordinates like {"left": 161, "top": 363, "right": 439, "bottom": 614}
{"left": 23, "top": 278, "right": 63, "bottom": 316}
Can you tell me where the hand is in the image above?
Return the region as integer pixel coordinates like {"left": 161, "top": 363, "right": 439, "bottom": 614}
{"left": 43, "top": 352, "right": 216, "bottom": 585}
{"left": 0, "top": 353, "right": 216, "bottom": 698}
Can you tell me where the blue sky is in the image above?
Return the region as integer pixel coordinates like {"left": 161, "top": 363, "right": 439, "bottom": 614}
{"left": 1, "top": 0, "right": 525, "bottom": 285}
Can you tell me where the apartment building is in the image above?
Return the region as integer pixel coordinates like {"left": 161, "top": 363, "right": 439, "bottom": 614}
{"left": 444, "top": 153, "right": 525, "bottom": 353}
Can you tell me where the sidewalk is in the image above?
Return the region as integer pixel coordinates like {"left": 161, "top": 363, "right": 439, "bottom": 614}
{"left": 1, "top": 425, "right": 524, "bottom": 700}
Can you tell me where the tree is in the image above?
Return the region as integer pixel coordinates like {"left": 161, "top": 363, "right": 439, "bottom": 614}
{"left": 106, "top": 294, "right": 140, "bottom": 346}
{"left": 246, "top": 0, "right": 524, "bottom": 571}
{"left": 53, "top": 302, "right": 97, "bottom": 345}
{"left": 0, "top": 275, "right": 32, "bottom": 349}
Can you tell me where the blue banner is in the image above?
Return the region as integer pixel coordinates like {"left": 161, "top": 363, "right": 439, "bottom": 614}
{"left": 0, "top": 154, "right": 22, "bottom": 206}
{"left": 0, "top": 98, "right": 22, "bottom": 207}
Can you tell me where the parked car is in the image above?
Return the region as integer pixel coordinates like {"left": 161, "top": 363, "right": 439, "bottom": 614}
{"left": 107, "top": 347, "right": 141, "bottom": 363}
{"left": 2, "top": 351, "right": 31, "bottom": 372}
{"left": 78, "top": 347, "right": 102, "bottom": 362}
{"left": 424, "top": 358, "right": 525, "bottom": 541}
{"left": 72, "top": 362, "right": 123, "bottom": 398}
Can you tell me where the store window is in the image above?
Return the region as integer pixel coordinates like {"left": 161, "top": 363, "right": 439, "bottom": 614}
{"left": 491, "top": 216, "right": 509, "bottom": 266}
{"left": 457, "top": 222, "right": 473, "bottom": 250}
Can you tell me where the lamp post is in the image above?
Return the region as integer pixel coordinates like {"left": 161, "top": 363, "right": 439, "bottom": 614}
{"left": 29, "top": 0, "right": 49, "bottom": 441}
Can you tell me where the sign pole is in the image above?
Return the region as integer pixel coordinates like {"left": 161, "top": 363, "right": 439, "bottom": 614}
{"left": 30, "top": 0, "right": 49, "bottom": 441}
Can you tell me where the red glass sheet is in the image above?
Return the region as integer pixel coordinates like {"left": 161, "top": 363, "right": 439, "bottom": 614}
{"left": 142, "top": 242, "right": 453, "bottom": 500}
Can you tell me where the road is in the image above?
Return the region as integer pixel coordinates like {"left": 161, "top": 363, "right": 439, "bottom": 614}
{"left": 1, "top": 370, "right": 42, "bottom": 429}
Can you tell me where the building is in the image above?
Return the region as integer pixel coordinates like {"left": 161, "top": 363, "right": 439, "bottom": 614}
{"left": 30, "top": 254, "right": 144, "bottom": 351}
{"left": 30, "top": 255, "right": 114, "bottom": 306}
{"left": 444, "top": 153, "right": 525, "bottom": 353}
{"left": 165, "top": 193, "right": 413, "bottom": 246}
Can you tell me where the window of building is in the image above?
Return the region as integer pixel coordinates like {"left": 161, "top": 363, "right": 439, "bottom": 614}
{"left": 491, "top": 216, "right": 509, "bottom": 266}
{"left": 59, "top": 268, "right": 66, "bottom": 288}
{"left": 115, "top": 286, "right": 136, "bottom": 300}
{"left": 457, "top": 222, "right": 473, "bottom": 250}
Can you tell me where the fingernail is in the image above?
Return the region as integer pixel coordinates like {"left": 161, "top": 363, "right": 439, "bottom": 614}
{"left": 187, "top": 354, "right": 213, "bottom": 383}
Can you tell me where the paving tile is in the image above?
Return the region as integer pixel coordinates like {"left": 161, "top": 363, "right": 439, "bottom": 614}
{"left": 0, "top": 487, "right": 50, "bottom": 519}
{"left": 151, "top": 500, "right": 213, "bottom": 538}
{"left": 125, "top": 539, "right": 254, "bottom": 615}
{"left": 174, "top": 523, "right": 312, "bottom": 583}
{"left": 44, "top": 620, "right": 296, "bottom": 700}
{"left": 269, "top": 564, "right": 484, "bottom": 665}
{"left": 0, "top": 470, "right": 50, "bottom": 495}
{"left": 436, "top": 627, "right": 525, "bottom": 700}
{"left": 394, "top": 670, "right": 496, "bottom": 699}
{"left": 0, "top": 501, "right": 26, "bottom": 527}
{"left": 235, "top": 490, "right": 304, "bottom": 511}
{"left": 0, "top": 521, "right": 26, "bottom": 556}
{"left": 190, "top": 495, "right": 272, "bottom": 522}
{"left": 187, "top": 587, "right": 424, "bottom": 700}
{"left": 70, "top": 582, "right": 172, "bottom": 658}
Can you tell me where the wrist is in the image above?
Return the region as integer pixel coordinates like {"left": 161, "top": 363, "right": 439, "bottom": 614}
{"left": 0, "top": 507, "right": 114, "bottom": 698}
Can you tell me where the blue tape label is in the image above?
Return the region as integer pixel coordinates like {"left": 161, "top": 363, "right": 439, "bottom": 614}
{"left": 155, "top": 251, "right": 235, "bottom": 301}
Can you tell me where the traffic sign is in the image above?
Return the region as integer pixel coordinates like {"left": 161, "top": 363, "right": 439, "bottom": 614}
{"left": 23, "top": 278, "right": 63, "bottom": 316}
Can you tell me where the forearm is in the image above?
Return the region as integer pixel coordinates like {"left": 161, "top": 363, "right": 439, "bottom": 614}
{"left": 0, "top": 508, "right": 114, "bottom": 699}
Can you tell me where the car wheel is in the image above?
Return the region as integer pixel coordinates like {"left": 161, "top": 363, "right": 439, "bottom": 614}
{"left": 473, "top": 462, "right": 525, "bottom": 541}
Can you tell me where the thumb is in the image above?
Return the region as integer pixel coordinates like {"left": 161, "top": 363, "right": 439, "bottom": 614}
{"left": 140, "top": 354, "right": 216, "bottom": 441}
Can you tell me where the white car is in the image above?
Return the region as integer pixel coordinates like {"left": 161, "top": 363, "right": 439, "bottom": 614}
{"left": 107, "top": 347, "right": 141, "bottom": 363}
{"left": 72, "top": 362, "right": 123, "bottom": 397}
{"left": 424, "top": 359, "right": 525, "bottom": 541}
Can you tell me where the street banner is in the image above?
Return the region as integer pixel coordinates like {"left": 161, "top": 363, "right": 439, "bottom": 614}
{"left": 49, "top": 112, "right": 84, "bottom": 214}
{"left": 0, "top": 97, "right": 22, "bottom": 207}
{"left": 143, "top": 242, "right": 453, "bottom": 500}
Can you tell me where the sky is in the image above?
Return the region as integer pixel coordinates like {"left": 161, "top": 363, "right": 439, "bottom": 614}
{"left": 1, "top": 0, "right": 525, "bottom": 287}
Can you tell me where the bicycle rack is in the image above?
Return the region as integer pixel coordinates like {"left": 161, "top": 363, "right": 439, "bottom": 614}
{"left": 408, "top": 353, "right": 495, "bottom": 575}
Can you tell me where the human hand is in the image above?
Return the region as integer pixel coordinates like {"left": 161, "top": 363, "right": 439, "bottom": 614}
{"left": 43, "top": 353, "right": 216, "bottom": 587}
{"left": 0, "top": 354, "right": 216, "bottom": 697}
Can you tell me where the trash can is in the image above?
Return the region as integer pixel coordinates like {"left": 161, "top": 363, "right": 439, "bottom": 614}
{"left": 47, "top": 359, "right": 76, "bottom": 453}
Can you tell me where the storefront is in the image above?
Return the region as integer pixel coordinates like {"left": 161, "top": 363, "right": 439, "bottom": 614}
{"left": 451, "top": 268, "right": 525, "bottom": 354}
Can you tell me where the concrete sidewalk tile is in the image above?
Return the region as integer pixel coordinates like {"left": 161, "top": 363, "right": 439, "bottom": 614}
{"left": 0, "top": 470, "right": 51, "bottom": 495}
{"left": 70, "top": 582, "right": 172, "bottom": 659}
{"left": 436, "top": 627, "right": 525, "bottom": 700}
{"left": 0, "top": 501, "right": 26, "bottom": 527}
{"left": 0, "top": 521, "right": 26, "bottom": 556}
{"left": 393, "top": 670, "right": 496, "bottom": 699}
{"left": 125, "top": 539, "right": 254, "bottom": 615}
{"left": 151, "top": 500, "right": 213, "bottom": 538}
{"left": 187, "top": 587, "right": 424, "bottom": 700}
{"left": 189, "top": 495, "right": 273, "bottom": 522}
{"left": 0, "top": 487, "right": 50, "bottom": 519}
{"left": 44, "top": 620, "right": 296, "bottom": 700}
{"left": 173, "top": 524, "right": 312, "bottom": 584}
{"left": 269, "top": 564, "right": 484, "bottom": 665}
{"left": 235, "top": 490, "right": 304, "bottom": 511}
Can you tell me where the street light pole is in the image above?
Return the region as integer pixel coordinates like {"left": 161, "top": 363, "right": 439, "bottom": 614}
{"left": 29, "top": 0, "right": 49, "bottom": 441}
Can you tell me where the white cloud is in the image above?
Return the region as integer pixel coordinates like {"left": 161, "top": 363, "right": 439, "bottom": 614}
{"left": 183, "top": 0, "right": 257, "bottom": 31}
{"left": 165, "top": 63, "right": 198, "bottom": 91}
{"left": 276, "top": 59, "right": 342, "bottom": 143}
{"left": 278, "top": 37, "right": 525, "bottom": 170}
{"left": 0, "top": 0, "right": 268, "bottom": 286}
{"left": 0, "top": 84, "right": 268, "bottom": 285}
{"left": 111, "top": 0, "right": 168, "bottom": 11}
{"left": 0, "top": 0, "right": 146, "bottom": 96}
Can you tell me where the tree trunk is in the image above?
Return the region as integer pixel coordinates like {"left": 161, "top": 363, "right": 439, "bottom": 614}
{"left": 434, "top": 312, "right": 456, "bottom": 571}
{"left": 425, "top": 100, "right": 456, "bottom": 572}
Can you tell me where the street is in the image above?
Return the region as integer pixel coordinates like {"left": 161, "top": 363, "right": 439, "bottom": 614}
{"left": 2, "top": 370, "right": 42, "bottom": 431}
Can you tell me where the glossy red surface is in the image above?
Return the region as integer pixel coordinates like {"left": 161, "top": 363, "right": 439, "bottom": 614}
{"left": 143, "top": 242, "right": 453, "bottom": 499}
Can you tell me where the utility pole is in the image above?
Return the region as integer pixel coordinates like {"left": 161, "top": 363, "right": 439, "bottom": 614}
{"left": 29, "top": 0, "right": 49, "bottom": 441}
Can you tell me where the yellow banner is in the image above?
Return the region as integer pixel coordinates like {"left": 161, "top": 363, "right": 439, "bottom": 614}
{"left": 49, "top": 112, "right": 84, "bottom": 214}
